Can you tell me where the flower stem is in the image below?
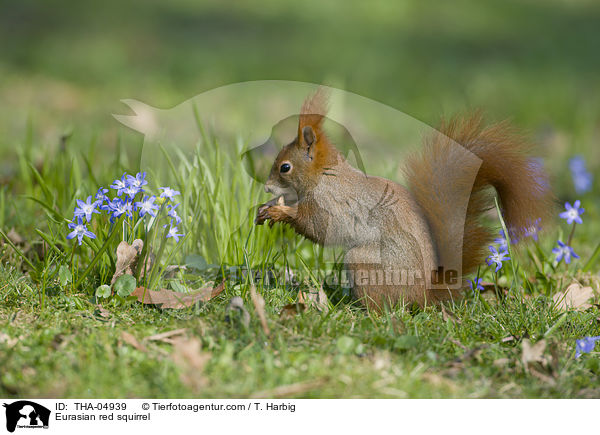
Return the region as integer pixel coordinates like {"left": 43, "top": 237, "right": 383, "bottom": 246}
{"left": 69, "top": 243, "right": 76, "bottom": 295}
{"left": 567, "top": 222, "right": 577, "bottom": 247}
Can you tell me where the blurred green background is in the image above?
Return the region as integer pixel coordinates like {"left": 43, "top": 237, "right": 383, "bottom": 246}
{"left": 1, "top": 0, "right": 599, "bottom": 162}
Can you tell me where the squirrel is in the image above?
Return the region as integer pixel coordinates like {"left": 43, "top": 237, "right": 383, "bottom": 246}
{"left": 255, "top": 90, "right": 553, "bottom": 310}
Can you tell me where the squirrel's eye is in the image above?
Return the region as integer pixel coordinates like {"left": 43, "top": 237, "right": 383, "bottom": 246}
{"left": 280, "top": 163, "right": 291, "bottom": 173}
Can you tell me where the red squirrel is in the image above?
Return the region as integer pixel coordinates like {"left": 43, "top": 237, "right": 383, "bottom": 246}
{"left": 255, "top": 90, "right": 553, "bottom": 310}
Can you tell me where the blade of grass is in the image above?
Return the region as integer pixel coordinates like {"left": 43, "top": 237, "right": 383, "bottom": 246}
{"left": 583, "top": 241, "right": 600, "bottom": 273}
{"left": 494, "top": 196, "right": 520, "bottom": 290}
{"left": 34, "top": 229, "right": 65, "bottom": 257}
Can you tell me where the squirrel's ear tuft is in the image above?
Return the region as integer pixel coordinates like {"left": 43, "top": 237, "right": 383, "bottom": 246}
{"left": 298, "top": 87, "right": 329, "bottom": 144}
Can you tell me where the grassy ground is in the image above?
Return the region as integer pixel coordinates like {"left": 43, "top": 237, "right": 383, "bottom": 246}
{"left": 1, "top": 0, "right": 600, "bottom": 398}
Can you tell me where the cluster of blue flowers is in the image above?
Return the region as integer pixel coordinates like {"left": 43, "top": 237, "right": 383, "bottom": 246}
{"left": 553, "top": 200, "right": 584, "bottom": 265}
{"left": 569, "top": 156, "right": 593, "bottom": 194}
{"left": 67, "top": 172, "right": 184, "bottom": 245}
{"left": 470, "top": 196, "right": 586, "bottom": 291}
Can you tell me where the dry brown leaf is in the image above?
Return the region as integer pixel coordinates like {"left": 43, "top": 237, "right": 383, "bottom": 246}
{"left": 250, "top": 283, "right": 270, "bottom": 335}
{"left": 298, "top": 287, "right": 329, "bottom": 313}
{"left": 171, "top": 336, "right": 211, "bottom": 392}
{"left": 521, "top": 338, "right": 547, "bottom": 370}
{"left": 279, "top": 303, "right": 307, "bottom": 320}
{"left": 111, "top": 239, "right": 145, "bottom": 284}
{"left": 553, "top": 282, "right": 596, "bottom": 312}
{"left": 131, "top": 282, "right": 225, "bottom": 309}
{"left": 120, "top": 331, "right": 147, "bottom": 352}
{"left": 146, "top": 328, "right": 188, "bottom": 342}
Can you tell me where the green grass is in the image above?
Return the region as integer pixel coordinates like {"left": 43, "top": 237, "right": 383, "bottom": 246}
{"left": 1, "top": 115, "right": 600, "bottom": 398}
{"left": 1, "top": 0, "right": 600, "bottom": 398}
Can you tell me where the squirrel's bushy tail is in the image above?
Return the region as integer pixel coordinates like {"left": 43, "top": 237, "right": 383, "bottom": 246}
{"left": 404, "top": 113, "right": 554, "bottom": 277}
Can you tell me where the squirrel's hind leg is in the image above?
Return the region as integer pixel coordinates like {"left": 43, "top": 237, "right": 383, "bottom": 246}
{"left": 344, "top": 245, "right": 427, "bottom": 312}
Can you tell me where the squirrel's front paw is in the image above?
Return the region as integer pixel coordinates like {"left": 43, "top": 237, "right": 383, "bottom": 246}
{"left": 255, "top": 199, "right": 295, "bottom": 227}
{"left": 255, "top": 203, "right": 272, "bottom": 225}
{"left": 255, "top": 196, "right": 287, "bottom": 226}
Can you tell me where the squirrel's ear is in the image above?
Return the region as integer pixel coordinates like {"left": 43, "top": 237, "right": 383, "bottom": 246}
{"left": 300, "top": 125, "right": 317, "bottom": 158}
{"left": 302, "top": 125, "right": 316, "bottom": 147}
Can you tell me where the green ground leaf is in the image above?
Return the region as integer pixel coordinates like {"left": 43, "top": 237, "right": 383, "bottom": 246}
{"left": 113, "top": 274, "right": 137, "bottom": 297}
{"left": 58, "top": 265, "right": 72, "bottom": 286}
{"left": 95, "top": 284, "right": 112, "bottom": 298}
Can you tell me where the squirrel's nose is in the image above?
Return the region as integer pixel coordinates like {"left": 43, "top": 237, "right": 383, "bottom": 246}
{"left": 264, "top": 182, "right": 273, "bottom": 194}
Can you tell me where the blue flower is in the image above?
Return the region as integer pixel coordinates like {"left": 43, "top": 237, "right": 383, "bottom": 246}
{"left": 575, "top": 336, "right": 600, "bottom": 358}
{"left": 67, "top": 218, "right": 96, "bottom": 246}
{"left": 123, "top": 184, "right": 140, "bottom": 200}
{"left": 110, "top": 173, "right": 128, "bottom": 196}
{"left": 569, "top": 156, "right": 593, "bottom": 194}
{"left": 523, "top": 218, "right": 542, "bottom": 242}
{"left": 134, "top": 196, "right": 159, "bottom": 217}
{"left": 167, "top": 203, "right": 182, "bottom": 224}
{"left": 559, "top": 200, "right": 584, "bottom": 225}
{"left": 126, "top": 172, "right": 148, "bottom": 190}
{"left": 160, "top": 186, "right": 180, "bottom": 200}
{"left": 552, "top": 240, "right": 579, "bottom": 264}
{"left": 166, "top": 225, "right": 184, "bottom": 242}
{"left": 73, "top": 196, "right": 100, "bottom": 222}
{"left": 102, "top": 198, "right": 133, "bottom": 222}
{"left": 573, "top": 172, "right": 593, "bottom": 194}
{"left": 486, "top": 246, "right": 510, "bottom": 272}
{"left": 569, "top": 156, "right": 586, "bottom": 173}
{"left": 469, "top": 278, "right": 484, "bottom": 292}
{"left": 95, "top": 187, "right": 109, "bottom": 204}
{"left": 494, "top": 230, "right": 509, "bottom": 251}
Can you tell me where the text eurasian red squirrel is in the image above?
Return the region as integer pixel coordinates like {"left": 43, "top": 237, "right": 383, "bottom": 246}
{"left": 255, "top": 90, "right": 553, "bottom": 309}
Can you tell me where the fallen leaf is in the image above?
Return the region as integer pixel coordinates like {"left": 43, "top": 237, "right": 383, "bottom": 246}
{"left": 111, "top": 239, "right": 145, "bottom": 284}
{"left": 553, "top": 282, "right": 596, "bottom": 312}
{"left": 131, "top": 282, "right": 225, "bottom": 309}
{"left": 298, "top": 287, "right": 329, "bottom": 313}
{"left": 120, "top": 331, "right": 147, "bottom": 352}
{"left": 146, "top": 328, "right": 188, "bottom": 343}
{"left": 521, "top": 338, "right": 547, "bottom": 370}
{"left": 279, "top": 303, "right": 307, "bottom": 320}
{"left": 171, "top": 336, "right": 211, "bottom": 392}
{"left": 250, "top": 283, "right": 270, "bottom": 335}
{"left": 225, "top": 296, "right": 250, "bottom": 327}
